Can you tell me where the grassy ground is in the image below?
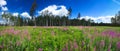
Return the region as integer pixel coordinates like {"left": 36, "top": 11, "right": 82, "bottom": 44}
{"left": 0, "top": 26, "right": 120, "bottom": 51}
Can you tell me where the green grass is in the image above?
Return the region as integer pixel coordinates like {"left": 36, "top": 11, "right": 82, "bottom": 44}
{"left": 0, "top": 26, "right": 120, "bottom": 51}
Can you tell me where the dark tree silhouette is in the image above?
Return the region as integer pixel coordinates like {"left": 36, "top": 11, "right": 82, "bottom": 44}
{"left": 111, "top": 11, "right": 120, "bottom": 25}
{"left": 68, "top": 7, "right": 72, "bottom": 25}
{"left": 68, "top": 7, "right": 72, "bottom": 18}
{"left": 30, "top": 0, "right": 37, "bottom": 26}
{"left": 77, "top": 12, "right": 81, "bottom": 19}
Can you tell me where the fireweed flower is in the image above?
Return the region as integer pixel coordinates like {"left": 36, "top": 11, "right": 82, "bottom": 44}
{"left": 38, "top": 48, "right": 42, "bottom": 51}
{"left": 79, "top": 26, "right": 83, "bottom": 29}
{"left": 3, "top": 28, "right": 21, "bottom": 35}
{"left": 0, "top": 45, "right": 3, "bottom": 49}
{"left": 65, "top": 43, "right": 68, "bottom": 51}
{"left": 63, "top": 27, "right": 68, "bottom": 31}
{"left": 24, "top": 30, "right": 29, "bottom": 34}
{"left": 100, "top": 40, "right": 105, "bottom": 47}
{"left": 13, "top": 31, "right": 17, "bottom": 34}
{"left": 62, "top": 43, "right": 69, "bottom": 51}
{"left": 62, "top": 48, "right": 66, "bottom": 51}
{"left": 117, "top": 33, "right": 120, "bottom": 37}
{"left": 116, "top": 42, "right": 120, "bottom": 49}
{"left": 9, "top": 28, "right": 15, "bottom": 34}
{"left": 107, "top": 43, "right": 112, "bottom": 51}
{"left": 13, "top": 30, "right": 20, "bottom": 35}
{"left": 102, "top": 30, "right": 117, "bottom": 38}
{"left": 10, "top": 28, "right": 14, "bottom": 32}
{"left": 107, "top": 48, "right": 111, "bottom": 51}
{"left": 109, "top": 30, "right": 116, "bottom": 38}
{"left": 73, "top": 42, "right": 78, "bottom": 49}
{"left": 94, "top": 46, "right": 96, "bottom": 51}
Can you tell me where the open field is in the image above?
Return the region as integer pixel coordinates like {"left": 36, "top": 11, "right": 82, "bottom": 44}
{"left": 0, "top": 26, "right": 120, "bottom": 51}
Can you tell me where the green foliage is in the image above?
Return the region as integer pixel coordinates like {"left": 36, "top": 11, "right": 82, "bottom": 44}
{"left": 111, "top": 11, "right": 120, "bottom": 25}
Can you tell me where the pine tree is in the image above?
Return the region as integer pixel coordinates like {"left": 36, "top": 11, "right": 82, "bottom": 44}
{"left": 30, "top": 0, "right": 37, "bottom": 26}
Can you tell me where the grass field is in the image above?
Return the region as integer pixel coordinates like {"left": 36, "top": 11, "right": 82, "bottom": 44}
{"left": 0, "top": 26, "right": 120, "bottom": 51}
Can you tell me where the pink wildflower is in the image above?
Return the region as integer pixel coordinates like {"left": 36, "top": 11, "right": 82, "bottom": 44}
{"left": 116, "top": 41, "right": 120, "bottom": 49}
{"left": 24, "top": 30, "right": 29, "bottom": 34}
{"left": 73, "top": 41, "right": 78, "bottom": 49}
{"left": 100, "top": 40, "right": 105, "bottom": 47}
{"left": 107, "top": 48, "right": 111, "bottom": 51}
{"left": 0, "top": 45, "right": 3, "bottom": 49}
{"left": 63, "top": 27, "right": 68, "bottom": 31}
{"left": 94, "top": 46, "right": 96, "bottom": 51}
{"left": 38, "top": 48, "right": 42, "bottom": 51}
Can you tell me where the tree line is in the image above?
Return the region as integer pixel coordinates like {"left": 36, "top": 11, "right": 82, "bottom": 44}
{"left": 1, "top": 10, "right": 118, "bottom": 26}
{"left": 1, "top": 11, "right": 94, "bottom": 26}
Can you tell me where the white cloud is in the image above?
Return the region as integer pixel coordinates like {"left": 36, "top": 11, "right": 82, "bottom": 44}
{"left": 0, "top": 20, "right": 6, "bottom": 24}
{"left": 1, "top": 6, "right": 8, "bottom": 11}
{"left": 0, "top": 0, "right": 7, "bottom": 7}
{"left": 80, "top": 16, "right": 114, "bottom": 23}
{"left": 38, "top": 5, "right": 68, "bottom": 17}
{"left": 112, "top": 0, "right": 120, "bottom": 5}
{"left": 21, "top": 12, "right": 31, "bottom": 19}
{"left": 0, "top": 11, "right": 4, "bottom": 15}
{"left": 0, "top": 0, "right": 8, "bottom": 11}
{"left": 13, "top": 12, "right": 19, "bottom": 17}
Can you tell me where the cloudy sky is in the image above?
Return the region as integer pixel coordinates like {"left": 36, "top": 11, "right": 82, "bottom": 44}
{"left": 0, "top": 0, "right": 120, "bottom": 23}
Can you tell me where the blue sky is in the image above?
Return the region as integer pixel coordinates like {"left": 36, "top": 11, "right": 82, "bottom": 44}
{"left": 0, "top": 0, "right": 120, "bottom": 23}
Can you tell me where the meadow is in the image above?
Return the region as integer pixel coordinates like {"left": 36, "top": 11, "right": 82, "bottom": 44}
{"left": 0, "top": 26, "right": 120, "bottom": 51}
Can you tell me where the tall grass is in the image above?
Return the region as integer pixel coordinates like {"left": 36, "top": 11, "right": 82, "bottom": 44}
{"left": 0, "top": 26, "right": 120, "bottom": 51}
